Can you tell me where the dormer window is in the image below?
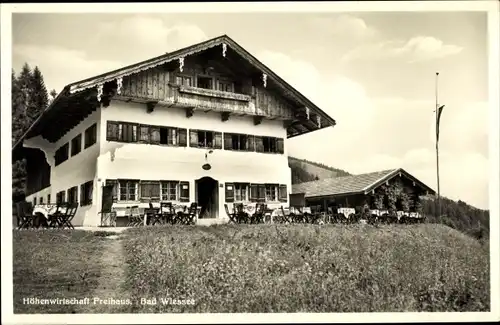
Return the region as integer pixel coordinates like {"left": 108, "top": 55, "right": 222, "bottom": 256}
{"left": 197, "top": 76, "right": 213, "bottom": 90}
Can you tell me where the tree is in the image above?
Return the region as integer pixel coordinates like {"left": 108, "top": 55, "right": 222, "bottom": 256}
{"left": 11, "top": 63, "right": 50, "bottom": 201}
{"left": 28, "top": 66, "right": 49, "bottom": 120}
{"left": 11, "top": 69, "right": 25, "bottom": 145}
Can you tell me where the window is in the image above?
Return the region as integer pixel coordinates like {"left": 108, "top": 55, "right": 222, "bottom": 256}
{"left": 234, "top": 183, "right": 249, "bottom": 202}
{"left": 224, "top": 133, "right": 253, "bottom": 151}
{"left": 255, "top": 136, "right": 284, "bottom": 154}
{"left": 160, "top": 127, "right": 179, "bottom": 145}
{"left": 67, "top": 186, "right": 78, "bottom": 204}
{"left": 161, "top": 181, "right": 179, "bottom": 201}
{"left": 56, "top": 191, "right": 65, "bottom": 204}
{"left": 263, "top": 137, "right": 277, "bottom": 153}
{"left": 39, "top": 197, "right": 44, "bottom": 204}
{"left": 139, "top": 125, "right": 150, "bottom": 142}
{"left": 140, "top": 181, "right": 160, "bottom": 200}
{"left": 225, "top": 183, "right": 251, "bottom": 202}
{"left": 107, "top": 121, "right": 137, "bottom": 142}
{"left": 197, "top": 76, "right": 213, "bottom": 90}
{"left": 190, "top": 129, "right": 222, "bottom": 149}
{"left": 33, "top": 197, "right": 37, "bottom": 206}
{"left": 47, "top": 194, "right": 51, "bottom": 204}
{"left": 218, "top": 80, "right": 233, "bottom": 92}
{"left": 71, "top": 134, "right": 82, "bottom": 156}
{"left": 198, "top": 130, "right": 213, "bottom": 148}
{"left": 84, "top": 123, "right": 97, "bottom": 148}
{"left": 175, "top": 75, "right": 192, "bottom": 87}
{"left": 265, "top": 184, "right": 279, "bottom": 202}
{"left": 80, "top": 181, "right": 93, "bottom": 206}
{"left": 54, "top": 143, "right": 69, "bottom": 166}
{"left": 118, "top": 180, "right": 138, "bottom": 201}
{"left": 139, "top": 125, "right": 162, "bottom": 145}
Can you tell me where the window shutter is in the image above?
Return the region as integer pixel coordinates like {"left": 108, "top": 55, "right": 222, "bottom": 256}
{"left": 250, "top": 184, "right": 259, "bottom": 202}
{"left": 225, "top": 183, "right": 235, "bottom": 202}
{"left": 189, "top": 130, "right": 198, "bottom": 147}
{"left": 106, "top": 179, "right": 118, "bottom": 202}
{"left": 246, "top": 135, "right": 255, "bottom": 151}
{"left": 88, "top": 182, "right": 94, "bottom": 205}
{"left": 139, "top": 125, "right": 150, "bottom": 142}
{"left": 179, "top": 181, "right": 190, "bottom": 202}
{"left": 255, "top": 136, "right": 264, "bottom": 152}
{"left": 258, "top": 184, "right": 266, "bottom": 201}
{"left": 150, "top": 126, "right": 161, "bottom": 144}
{"left": 178, "top": 128, "right": 187, "bottom": 147}
{"left": 277, "top": 138, "right": 284, "bottom": 154}
{"left": 214, "top": 132, "right": 222, "bottom": 149}
{"left": 224, "top": 133, "right": 233, "bottom": 150}
{"left": 80, "top": 184, "right": 85, "bottom": 206}
{"left": 279, "top": 185, "right": 288, "bottom": 202}
{"left": 106, "top": 122, "right": 117, "bottom": 141}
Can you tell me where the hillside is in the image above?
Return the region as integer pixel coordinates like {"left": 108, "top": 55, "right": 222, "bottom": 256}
{"left": 288, "top": 156, "right": 490, "bottom": 241}
{"left": 288, "top": 156, "right": 351, "bottom": 184}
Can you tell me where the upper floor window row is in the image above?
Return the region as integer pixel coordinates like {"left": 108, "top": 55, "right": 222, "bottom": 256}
{"left": 54, "top": 123, "right": 97, "bottom": 166}
{"left": 107, "top": 121, "right": 188, "bottom": 147}
{"left": 105, "top": 122, "right": 284, "bottom": 154}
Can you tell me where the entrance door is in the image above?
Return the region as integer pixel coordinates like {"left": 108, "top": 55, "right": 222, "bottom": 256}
{"left": 195, "top": 177, "right": 219, "bottom": 219}
{"left": 101, "top": 185, "right": 114, "bottom": 212}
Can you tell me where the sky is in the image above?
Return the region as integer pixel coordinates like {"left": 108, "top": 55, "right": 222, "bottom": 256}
{"left": 11, "top": 11, "right": 490, "bottom": 209}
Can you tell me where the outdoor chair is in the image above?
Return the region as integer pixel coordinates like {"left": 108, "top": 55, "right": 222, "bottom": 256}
{"left": 224, "top": 203, "right": 238, "bottom": 224}
{"left": 234, "top": 203, "right": 248, "bottom": 224}
{"left": 59, "top": 202, "right": 78, "bottom": 229}
{"left": 157, "top": 202, "right": 174, "bottom": 225}
{"left": 16, "top": 201, "right": 34, "bottom": 229}
{"left": 183, "top": 202, "right": 198, "bottom": 225}
{"left": 251, "top": 203, "right": 267, "bottom": 224}
{"left": 127, "top": 206, "right": 143, "bottom": 226}
{"left": 47, "top": 202, "right": 67, "bottom": 228}
{"left": 99, "top": 206, "right": 117, "bottom": 227}
{"left": 275, "top": 206, "right": 290, "bottom": 224}
{"left": 144, "top": 202, "right": 160, "bottom": 226}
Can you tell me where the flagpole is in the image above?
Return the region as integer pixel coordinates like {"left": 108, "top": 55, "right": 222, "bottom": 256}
{"left": 435, "top": 72, "right": 441, "bottom": 220}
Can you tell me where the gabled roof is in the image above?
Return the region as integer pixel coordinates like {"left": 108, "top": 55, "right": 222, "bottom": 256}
{"left": 292, "top": 168, "right": 435, "bottom": 199}
{"left": 12, "top": 34, "right": 336, "bottom": 156}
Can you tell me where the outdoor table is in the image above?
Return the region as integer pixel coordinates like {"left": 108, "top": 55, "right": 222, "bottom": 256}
{"left": 33, "top": 204, "right": 68, "bottom": 228}
{"left": 112, "top": 202, "right": 194, "bottom": 225}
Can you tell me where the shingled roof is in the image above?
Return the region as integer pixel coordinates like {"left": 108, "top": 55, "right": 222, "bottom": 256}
{"left": 292, "top": 168, "right": 435, "bottom": 199}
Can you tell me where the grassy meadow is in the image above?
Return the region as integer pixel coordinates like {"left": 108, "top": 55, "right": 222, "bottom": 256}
{"left": 12, "top": 230, "right": 114, "bottom": 313}
{"left": 13, "top": 224, "right": 490, "bottom": 313}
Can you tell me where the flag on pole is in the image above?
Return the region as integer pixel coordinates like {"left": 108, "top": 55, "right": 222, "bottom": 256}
{"left": 436, "top": 104, "right": 445, "bottom": 143}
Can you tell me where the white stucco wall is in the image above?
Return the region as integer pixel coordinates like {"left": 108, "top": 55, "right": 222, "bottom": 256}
{"left": 24, "top": 110, "right": 101, "bottom": 226}
{"left": 96, "top": 100, "right": 292, "bottom": 222}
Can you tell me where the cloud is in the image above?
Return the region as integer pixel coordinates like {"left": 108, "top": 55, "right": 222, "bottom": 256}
{"left": 257, "top": 50, "right": 375, "bottom": 134}
{"left": 12, "top": 44, "right": 123, "bottom": 92}
{"left": 342, "top": 36, "right": 463, "bottom": 63}
{"left": 12, "top": 20, "right": 209, "bottom": 92}
{"left": 311, "top": 14, "right": 378, "bottom": 39}
{"left": 95, "top": 16, "right": 208, "bottom": 60}
{"left": 263, "top": 51, "right": 488, "bottom": 209}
